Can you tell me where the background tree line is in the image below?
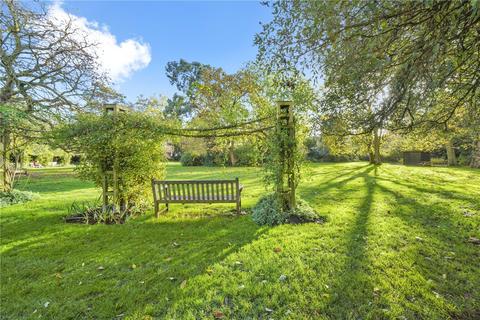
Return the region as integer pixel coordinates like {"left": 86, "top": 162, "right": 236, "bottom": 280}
{"left": 2, "top": 0, "right": 478, "bottom": 196}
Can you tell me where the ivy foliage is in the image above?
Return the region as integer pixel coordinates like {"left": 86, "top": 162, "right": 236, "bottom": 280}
{"left": 260, "top": 77, "right": 314, "bottom": 216}
{"left": 252, "top": 193, "right": 324, "bottom": 226}
{"left": 0, "top": 189, "right": 39, "bottom": 208}
{"left": 54, "top": 111, "right": 167, "bottom": 206}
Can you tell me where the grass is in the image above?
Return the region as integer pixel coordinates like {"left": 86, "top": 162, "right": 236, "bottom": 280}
{"left": 1, "top": 162, "right": 479, "bottom": 319}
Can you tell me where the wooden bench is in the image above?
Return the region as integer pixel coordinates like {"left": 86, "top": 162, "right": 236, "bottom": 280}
{"left": 14, "top": 169, "right": 29, "bottom": 176}
{"left": 151, "top": 178, "right": 243, "bottom": 217}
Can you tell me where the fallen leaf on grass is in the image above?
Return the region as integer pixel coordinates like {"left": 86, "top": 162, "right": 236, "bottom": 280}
{"left": 265, "top": 307, "right": 273, "bottom": 312}
{"left": 279, "top": 274, "right": 287, "bottom": 282}
{"left": 274, "top": 247, "right": 282, "bottom": 253}
{"left": 97, "top": 266, "right": 105, "bottom": 270}
{"left": 180, "top": 280, "right": 187, "bottom": 288}
{"left": 131, "top": 264, "right": 137, "bottom": 269}
{"left": 467, "top": 237, "right": 480, "bottom": 245}
{"left": 213, "top": 310, "right": 224, "bottom": 318}
{"left": 44, "top": 302, "right": 50, "bottom": 308}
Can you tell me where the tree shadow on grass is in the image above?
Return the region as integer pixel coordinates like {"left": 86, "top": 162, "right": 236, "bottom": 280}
{"left": 372, "top": 182, "right": 480, "bottom": 319}
{"left": 303, "top": 163, "right": 371, "bottom": 187}
{"left": 322, "top": 167, "right": 380, "bottom": 319}
{"left": 15, "top": 173, "right": 94, "bottom": 194}
{"left": 299, "top": 165, "right": 375, "bottom": 206}
{"left": 0, "top": 215, "right": 265, "bottom": 319}
{"left": 375, "top": 176, "right": 478, "bottom": 204}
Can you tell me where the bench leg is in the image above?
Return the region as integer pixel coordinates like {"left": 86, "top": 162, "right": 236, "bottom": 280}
{"left": 155, "top": 203, "right": 169, "bottom": 218}
{"left": 154, "top": 202, "right": 159, "bottom": 218}
{"left": 236, "top": 200, "right": 241, "bottom": 215}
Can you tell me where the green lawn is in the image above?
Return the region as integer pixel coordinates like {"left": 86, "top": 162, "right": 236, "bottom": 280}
{"left": 1, "top": 162, "right": 479, "bottom": 319}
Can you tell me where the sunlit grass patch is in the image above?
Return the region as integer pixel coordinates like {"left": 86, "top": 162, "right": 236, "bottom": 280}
{"left": 1, "top": 162, "right": 479, "bottom": 319}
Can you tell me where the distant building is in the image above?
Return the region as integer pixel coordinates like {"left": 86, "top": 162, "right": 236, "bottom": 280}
{"left": 403, "top": 151, "right": 431, "bottom": 166}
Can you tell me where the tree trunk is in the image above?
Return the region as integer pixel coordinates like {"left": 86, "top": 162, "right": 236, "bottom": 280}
{"left": 368, "top": 150, "right": 375, "bottom": 164}
{"left": 228, "top": 140, "right": 237, "bottom": 166}
{"left": 372, "top": 128, "right": 382, "bottom": 165}
{"left": 471, "top": 140, "right": 480, "bottom": 168}
{"left": 1, "top": 128, "right": 12, "bottom": 192}
{"left": 446, "top": 139, "right": 457, "bottom": 166}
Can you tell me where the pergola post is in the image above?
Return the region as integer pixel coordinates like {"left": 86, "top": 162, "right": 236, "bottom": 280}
{"left": 276, "top": 100, "right": 296, "bottom": 212}
{"left": 102, "top": 104, "right": 127, "bottom": 212}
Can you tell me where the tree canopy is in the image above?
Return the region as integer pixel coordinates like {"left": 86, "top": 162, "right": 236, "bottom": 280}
{"left": 256, "top": 0, "right": 480, "bottom": 166}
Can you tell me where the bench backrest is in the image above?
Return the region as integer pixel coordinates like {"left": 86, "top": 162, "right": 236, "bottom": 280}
{"left": 152, "top": 178, "right": 240, "bottom": 203}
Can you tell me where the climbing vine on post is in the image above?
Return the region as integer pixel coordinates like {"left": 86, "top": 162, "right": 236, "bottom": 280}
{"left": 253, "top": 99, "right": 322, "bottom": 226}
{"left": 102, "top": 104, "right": 128, "bottom": 213}
{"left": 276, "top": 101, "right": 296, "bottom": 212}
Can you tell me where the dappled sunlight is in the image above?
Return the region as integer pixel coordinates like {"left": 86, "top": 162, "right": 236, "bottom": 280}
{"left": 1, "top": 163, "right": 479, "bottom": 319}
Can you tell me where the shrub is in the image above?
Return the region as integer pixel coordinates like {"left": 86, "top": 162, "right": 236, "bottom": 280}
{"left": 54, "top": 111, "right": 167, "bottom": 207}
{"left": 180, "top": 152, "right": 205, "bottom": 166}
{"left": 252, "top": 193, "right": 325, "bottom": 226}
{"left": 233, "top": 144, "right": 260, "bottom": 166}
{"left": 0, "top": 189, "right": 39, "bottom": 207}
{"left": 252, "top": 194, "right": 288, "bottom": 226}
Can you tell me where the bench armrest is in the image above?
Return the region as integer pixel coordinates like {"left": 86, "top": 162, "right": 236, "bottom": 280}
{"left": 239, "top": 185, "right": 244, "bottom": 192}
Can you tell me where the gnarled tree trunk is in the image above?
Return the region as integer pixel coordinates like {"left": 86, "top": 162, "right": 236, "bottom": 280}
{"left": 446, "top": 139, "right": 457, "bottom": 166}
{"left": 471, "top": 140, "right": 480, "bottom": 168}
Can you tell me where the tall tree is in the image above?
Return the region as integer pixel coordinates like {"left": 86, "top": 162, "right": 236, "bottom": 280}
{"left": 256, "top": 0, "right": 480, "bottom": 166}
{"left": 164, "top": 59, "right": 212, "bottom": 120}
{"left": 1, "top": 0, "right": 104, "bottom": 191}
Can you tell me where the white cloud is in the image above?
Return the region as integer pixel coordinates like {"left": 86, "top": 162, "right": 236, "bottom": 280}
{"left": 47, "top": 2, "right": 151, "bottom": 82}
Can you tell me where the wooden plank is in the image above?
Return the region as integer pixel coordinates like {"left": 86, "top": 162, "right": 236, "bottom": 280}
{"left": 181, "top": 183, "right": 186, "bottom": 201}
{"left": 157, "top": 199, "right": 237, "bottom": 204}
{"left": 153, "top": 179, "right": 236, "bottom": 184}
{"left": 171, "top": 182, "right": 176, "bottom": 201}
{"left": 235, "top": 177, "right": 240, "bottom": 201}
{"left": 165, "top": 184, "right": 170, "bottom": 201}
{"left": 151, "top": 180, "right": 157, "bottom": 202}
{"left": 186, "top": 183, "right": 191, "bottom": 200}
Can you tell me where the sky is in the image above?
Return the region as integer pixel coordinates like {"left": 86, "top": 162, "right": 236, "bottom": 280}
{"left": 47, "top": 1, "right": 272, "bottom": 101}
